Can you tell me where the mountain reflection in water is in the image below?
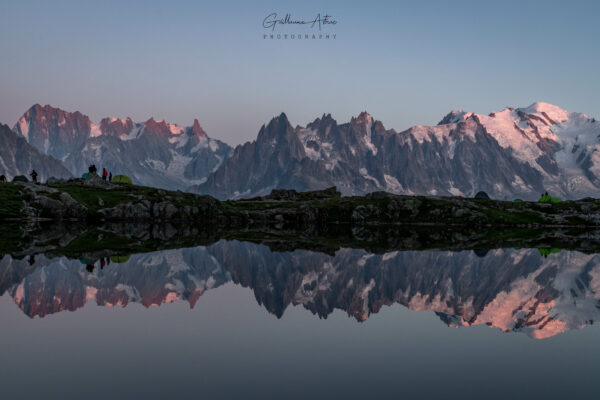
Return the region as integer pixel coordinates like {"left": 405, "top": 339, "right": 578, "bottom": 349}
{"left": 2, "top": 241, "right": 599, "bottom": 339}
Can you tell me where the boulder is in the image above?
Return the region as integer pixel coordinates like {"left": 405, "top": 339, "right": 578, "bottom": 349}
{"left": 46, "top": 177, "right": 64, "bottom": 185}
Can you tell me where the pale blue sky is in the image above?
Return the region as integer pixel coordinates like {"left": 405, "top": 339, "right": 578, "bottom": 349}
{"left": 1, "top": 0, "right": 599, "bottom": 144}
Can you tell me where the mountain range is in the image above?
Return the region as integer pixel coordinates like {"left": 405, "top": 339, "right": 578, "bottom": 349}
{"left": 2, "top": 102, "right": 600, "bottom": 199}
{"left": 11, "top": 104, "right": 232, "bottom": 189}
{"left": 3, "top": 243, "right": 599, "bottom": 339}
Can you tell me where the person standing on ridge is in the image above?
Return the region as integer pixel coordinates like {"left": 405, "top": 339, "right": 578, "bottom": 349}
{"left": 30, "top": 170, "right": 38, "bottom": 183}
{"left": 102, "top": 168, "right": 108, "bottom": 181}
{"left": 109, "top": 172, "right": 112, "bottom": 182}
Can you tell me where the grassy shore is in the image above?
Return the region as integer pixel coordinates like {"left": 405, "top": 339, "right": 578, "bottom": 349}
{"left": 1, "top": 180, "right": 599, "bottom": 227}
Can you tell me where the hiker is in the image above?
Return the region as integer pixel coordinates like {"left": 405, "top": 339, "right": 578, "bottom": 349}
{"left": 0, "top": 175, "right": 6, "bottom": 182}
{"left": 30, "top": 170, "right": 38, "bottom": 183}
{"left": 109, "top": 172, "right": 112, "bottom": 182}
{"left": 89, "top": 164, "right": 97, "bottom": 174}
{"left": 100, "top": 259, "right": 106, "bottom": 269}
{"left": 102, "top": 168, "right": 108, "bottom": 181}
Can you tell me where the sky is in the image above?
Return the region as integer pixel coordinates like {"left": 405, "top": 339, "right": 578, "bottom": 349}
{"left": 1, "top": 0, "right": 600, "bottom": 145}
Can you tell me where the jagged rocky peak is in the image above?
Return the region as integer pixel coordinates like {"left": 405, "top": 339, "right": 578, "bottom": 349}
{"left": 258, "top": 112, "right": 293, "bottom": 139}
{"left": 274, "top": 111, "right": 290, "bottom": 123}
{"left": 307, "top": 113, "right": 337, "bottom": 130}
{"left": 437, "top": 110, "right": 472, "bottom": 125}
{"left": 143, "top": 117, "right": 171, "bottom": 135}
{"left": 99, "top": 117, "right": 134, "bottom": 137}
{"left": 349, "top": 111, "right": 389, "bottom": 133}
{"left": 142, "top": 117, "right": 187, "bottom": 137}
{"left": 12, "top": 104, "right": 94, "bottom": 160}
{"left": 265, "top": 112, "right": 291, "bottom": 128}
{"left": 351, "top": 111, "right": 374, "bottom": 125}
{"left": 14, "top": 103, "right": 92, "bottom": 138}
{"left": 191, "top": 118, "right": 207, "bottom": 138}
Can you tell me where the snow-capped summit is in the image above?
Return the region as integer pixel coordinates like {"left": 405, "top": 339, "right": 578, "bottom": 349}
{"left": 437, "top": 110, "right": 473, "bottom": 125}
{"left": 194, "top": 102, "right": 600, "bottom": 200}
{"left": 12, "top": 104, "right": 232, "bottom": 190}
{"left": 517, "top": 101, "right": 570, "bottom": 122}
{"left": 8, "top": 101, "right": 600, "bottom": 199}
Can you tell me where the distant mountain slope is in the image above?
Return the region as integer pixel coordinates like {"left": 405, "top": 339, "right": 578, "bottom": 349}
{"left": 13, "top": 104, "right": 232, "bottom": 190}
{"left": 192, "top": 103, "right": 600, "bottom": 200}
{"left": 0, "top": 124, "right": 71, "bottom": 181}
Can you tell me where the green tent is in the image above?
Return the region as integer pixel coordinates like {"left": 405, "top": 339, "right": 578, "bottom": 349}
{"left": 12, "top": 175, "right": 28, "bottom": 183}
{"left": 538, "top": 194, "right": 562, "bottom": 203}
{"left": 538, "top": 248, "right": 561, "bottom": 257}
{"left": 112, "top": 175, "right": 132, "bottom": 184}
{"left": 110, "top": 254, "right": 131, "bottom": 263}
{"left": 81, "top": 172, "right": 89, "bottom": 179}
{"left": 514, "top": 199, "right": 523, "bottom": 203}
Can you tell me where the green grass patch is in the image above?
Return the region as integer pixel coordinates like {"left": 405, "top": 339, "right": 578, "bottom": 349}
{"left": 0, "top": 183, "right": 24, "bottom": 218}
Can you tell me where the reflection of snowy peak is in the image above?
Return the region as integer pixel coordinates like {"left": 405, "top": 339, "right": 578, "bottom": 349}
{"left": 195, "top": 102, "right": 600, "bottom": 200}
{"left": 285, "top": 248, "right": 600, "bottom": 340}
{"left": 3, "top": 242, "right": 600, "bottom": 339}
{"left": 4, "top": 248, "right": 230, "bottom": 318}
{"left": 13, "top": 104, "right": 232, "bottom": 190}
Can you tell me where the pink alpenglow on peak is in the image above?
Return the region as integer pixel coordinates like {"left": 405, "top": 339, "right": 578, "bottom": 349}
{"left": 191, "top": 118, "right": 207, "bottom": 138}
{"left": 9, "top": 103, "right": 233, "bottom": 191}
{"left": 351, "top": 111, "right": 374, "bottom": 124}
{"left": 142, "top": 118, "right": 184, "bottom": 136}
{"left": 99, "top": 116, "right": 134, "bottom": 137}
{"left": 517, "top": 102, "right": 570, "bottom": 123}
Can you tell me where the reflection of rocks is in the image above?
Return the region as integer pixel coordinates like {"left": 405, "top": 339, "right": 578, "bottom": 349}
{"left": 6, "top": 220, "right": 600, "bottom": 261}
{"left": 2, "top": 241, "right": 600, "bottom": 339}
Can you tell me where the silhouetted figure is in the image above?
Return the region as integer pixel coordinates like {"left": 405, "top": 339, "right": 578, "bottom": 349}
{"left": 86, "top": 264, "right": 95, "bottom": 272}
{"left": 29, "top": 170, "right": 38, "bottom": 183}
{"left": 102, "top": 168, "right": 107, "bottom": 181}
{"left": 89, "top": 164, "right": 97, "bottom": 174}
{"left": 0, "top": 175, "right": 6, "bottom": 182}
{"left": 108, "top": 172, "right": 112, "bottom": 182}
{"left": 106, "top": 257, "right": 111, "bottom": 266}
{"left": 28, "top": 255, "right": 35, "bottom": 266}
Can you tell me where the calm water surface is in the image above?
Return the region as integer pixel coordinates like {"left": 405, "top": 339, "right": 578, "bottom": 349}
{"left": 1, "top": 241, "right": 599, "bottom": 399}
